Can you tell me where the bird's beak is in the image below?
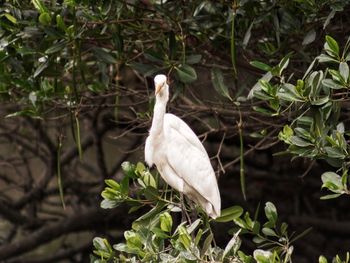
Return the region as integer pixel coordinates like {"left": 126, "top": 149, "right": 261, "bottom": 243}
{"left": 155, "top": 83, "right": 163, "bottom": 95}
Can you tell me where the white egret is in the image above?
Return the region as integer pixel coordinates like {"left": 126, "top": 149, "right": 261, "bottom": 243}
{"left": 145, "top": 74, "right": 221, "bottom": 219}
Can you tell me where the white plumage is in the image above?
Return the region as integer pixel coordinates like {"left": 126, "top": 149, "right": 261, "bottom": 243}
{"left": 145, "top": 74, "right": 221, "bottom": 219}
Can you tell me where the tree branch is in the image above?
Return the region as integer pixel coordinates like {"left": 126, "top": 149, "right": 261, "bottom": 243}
{"left": 0, "top": 207, "right": 122, "bottom": 260}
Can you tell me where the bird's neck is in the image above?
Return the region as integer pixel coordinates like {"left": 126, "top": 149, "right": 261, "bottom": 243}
{"left": 150, "top": 91, "right": 168, "bottom": 136}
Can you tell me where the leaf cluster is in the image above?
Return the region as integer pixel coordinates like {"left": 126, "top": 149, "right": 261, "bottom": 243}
{"left": 92, "top": 162, "right": 314, "bottom": 263}
{"left": 250, "top": 35, "right": 350, "bottom": 200}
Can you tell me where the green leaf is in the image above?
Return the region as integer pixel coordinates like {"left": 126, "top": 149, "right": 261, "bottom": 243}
{"left": 215, "top": 206, "right": 243, "bottom": 222}
{"left": 187, "top": 218, "right": 201, "bottom": 234}
{"left": 244, "top": 212, "right": 254, "bottom": 229}
{"left": 168, "top": 31, "right": 176, "bottom": 60}
{"left": 278, "top": 124, "right": 294, "bottom": 143}
{"left": 317, "top": 54, "right": 339, "bottom": 63}
{"left": 325, "top": 35, "right": 339, "bottom": 58}
{"left": 278, "top": 83, "right": 304, "bottom": 102}
{"left": 250, "top": 61, "right": 271, "bottom": 71}
{"left": 238, "top": 251, "right": 253, "bottom": 262}
{"left": 105, "top": 179, "right": 120, "bottom": 190}
{"left": 93, "top": 237, "right": 113, "bottom": 253}
{"left": 34, "top": 60, "right": 49, "bottom": 78}
{"left": 289, "top": 136, "right": 313, "bottom": 147}
{"left": 339, "top": 62, "right": 349, "bottom": 81}
{"left": 3, "top": 13, "right": 17, "bottom": 24}
{"left": 128, "top": 204, "right": 143, "bottom": 214}
{"left": 309, "top": 70, "right": 324, "bottom": 97}
{"left": 253, "top": 249, "right": 273, "bottom": 263}
{"left": 277, "top": 54, "right": 291, "bottom": 75}
{"left": 112, "top": 33, "right": 123, "bottom": 56}
{"left": 144, "top": 52, "right": 163, "bottom": 63}
{"left": 178, "top": 226, "right": 191, "bottom": 250}
{"left": 321, "top": 171, "right": 344, "bottom": 192}
{"left": 243, "top": 22, "right": 254, "bottom": 49}
{"left": 280, "top": 222, "right": 288, "bottom": 235}
{"left": 234, "top": 217, "right": 249, "bottom": 229}
{"left": 101, "top": 187, "right": 120, "bottom": 200}
{"left": 294, "top": 127, "right": 312, "bottom": 141}
{"left": 248, "top": 72, "right": 273, "bottom": 99}
{"left": 32, "top": 0, "right": 48, "bottom": 13}
{"left": 39, "top": 12, "right": 52, "bottom": 26}
{"left": 322, "top": 79, "right": 344, "bottom": 90}
{"left": 129, "top": 62, "right": 159, "bottom": 76}
{"left": 297, "top": 116, "right": 313, "bottom": 126}
{"left": 337, "top": 122, "right": 345, "bottom": 133}
{"left": 120, "top": 176, "right": 129, "bottom": 195}
{"left": 211, "top": 68, "right": 232, "bottom": 101}
{"left": 135, "top": 163, "right": 147, "bottom": 175}
{"left": 159, "top": 212, "right": 172, "bottom": 233}
{"left": 142, "top": 186, "right": 159, "bottom": 201}
{"left": 121, "top": 161, "right": 136, "bottom": 178}
{"left": 175, "top": 64, "right": 197, "bottom": 83}
{"left": 341, "top": 170, "right": 348, "bottom": 186}
{"left": 132, "top": 203, "right": 166, "bottom": 230}
{"left": 329, "top": 69, "right": 343, "bottom": 82}
{"left": 46, "top": 41, "right": 67, "bottom": 54}
{"left": 151, "top": 226, "right": 169, "bottom": 239}
{"left": 252, "top": 221, "right": 261, "bottom": 235}
{"left": 201, "top": 232, "right": 213, "bottom": 256}
{"left": 125, "top": 231, "right": 143, "bottom": 252}
{"left": 56, "top": 14, "right": 66, "bottom": 31}
{"left": 262, "top": 227, "right": 277, "bottom": 237}
{"left": 320, "top": 193, "right": 342, "bottom": 200}
{"left": 93, "top": 47, "right": 117, "bottom": 64}
{"left": 252, "top": 106, "right": 275, "bottom": 116}
{"left": 324, "top": 147, "right": 346, "bottom": 159}
{"left": 113, "top": 242, "right": 129, "bottom": 253}
{"left": 323, "top": 9, "right": 336, "bottom": 29}
{"left": 302, "top": 29, "right": 316, "bottom": 46}
{"left": 264, "top": 202, "right": 277, "bottom": 226}
{"left": 100, "top": 199, "right": 119, "bottom": 209}
{"left": 310, "top": 96, "right": 329, "bottom": 106}
{"left": 5, "top": 110, "right": 40, "bottom": 118}
{"left": 140, "top": 171, "right": 156, "bottom": 188}
{"left": 180, "top": 251, "right": 197, "bottom": 260}
{"left": 64, "top": 0, "right": 76, "bottom": 8}
{"left": 186, "top": 54, "right": 202, "bottom": 64}
{"left": 223, "top": 230, "right": 241, "bottom": 259}
{"left": 252, "top": 236, "right": 265, "bottom": 244}
{"left": 319, "top": 255, "right": 328, "bottom": 263}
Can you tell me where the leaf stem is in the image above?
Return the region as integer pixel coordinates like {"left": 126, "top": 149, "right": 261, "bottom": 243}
{"left": 238, "top": 109, "right": 246, "bottom": 200}
{"left": 231, "top": 1, "right": 238, "bottom": 79}
{"left": 57, "top": 134, "right": 66, "bottom": 209}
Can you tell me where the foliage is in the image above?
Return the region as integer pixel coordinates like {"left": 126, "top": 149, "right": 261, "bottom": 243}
{"left": 249, "top": 35, "right": 350, "bottom": 200}
{"left": 1, "top": 0, "right": 350, "bottom": 261}
{"left": 319, "top": 253, "right": 350, "bottom": 263}
{"left": 1, "top": 0, "right": 349, "bottom": 116}
{"left": 92, "top": 162, "right": 309, "bottom": 263}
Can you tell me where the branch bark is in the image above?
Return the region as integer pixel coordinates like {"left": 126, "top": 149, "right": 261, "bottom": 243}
{"left": 0, "top": 207, "right": 122, "bottom": 260}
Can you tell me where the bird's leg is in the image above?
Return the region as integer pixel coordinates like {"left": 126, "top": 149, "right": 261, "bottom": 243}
{"left": 180, "top": 192, "right": 192, "bottom": 224}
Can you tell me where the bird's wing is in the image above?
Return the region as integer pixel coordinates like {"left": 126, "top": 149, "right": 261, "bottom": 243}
{"left": 144, "top": 136, "right": 154, "bottom": 167}
{"left": 164, "top": 114, "right": 207, "bottom": 153}
{"left": 164, "top": 114, "right": 221, "bottom": 213}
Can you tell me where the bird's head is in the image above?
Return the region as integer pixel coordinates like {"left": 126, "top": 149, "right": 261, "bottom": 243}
{"left": 154, "top": 74, "right": 168, "bottom": 96}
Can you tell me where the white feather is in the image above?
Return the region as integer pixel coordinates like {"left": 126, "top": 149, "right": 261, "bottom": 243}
{"left": 145, "top": 74, "right": 221, "bottom": 218}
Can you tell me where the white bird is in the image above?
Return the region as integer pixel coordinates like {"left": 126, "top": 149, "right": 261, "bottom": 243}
{"left": 145, "top": 74, "right": 221, "bottom": 219}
